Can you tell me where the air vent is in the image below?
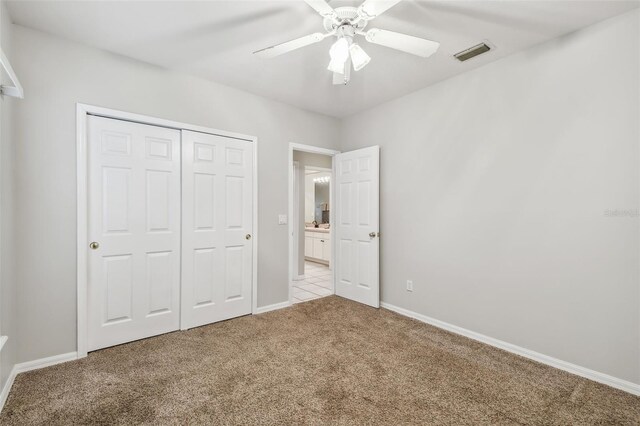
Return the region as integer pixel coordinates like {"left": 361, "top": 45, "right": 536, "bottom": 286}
{"left": 454, "top": 43, "right": 491, "bottom": 62}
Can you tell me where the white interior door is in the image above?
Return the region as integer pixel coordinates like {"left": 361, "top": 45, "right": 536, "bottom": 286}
{"left": 334, "top": 146, "right": 380, "bottom": 307}
{"left": 87, "top": 116, "right": 181, "bottom": 351}
{"left": 181, "top": 130, "right": 253, "bottom": 329}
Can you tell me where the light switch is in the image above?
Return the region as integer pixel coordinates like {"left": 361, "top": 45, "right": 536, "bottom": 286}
{"left": 278, "top": 214, "right": 288, "bottom": 225}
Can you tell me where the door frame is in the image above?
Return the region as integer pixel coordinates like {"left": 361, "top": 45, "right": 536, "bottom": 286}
{"left": 288, "top": 143, "right": 340, "bottom": 305}
{"left": 291, "top": 160, "right": 301, "bottom": 280}
{"left": 76, "top": 103, "right": 258, "bottom": 358}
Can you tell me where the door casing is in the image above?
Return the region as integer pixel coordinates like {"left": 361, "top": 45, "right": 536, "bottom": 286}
{"left": 77, "top": 103, "right": 258, "bottom": 358}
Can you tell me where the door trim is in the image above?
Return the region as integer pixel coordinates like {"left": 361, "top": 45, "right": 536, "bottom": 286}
{"left": 291, "top": 160, "right": 302, "bottom": 280}
{"left": 76, "top": 103, "right": 258, "bottom": 358}
{"left": 288, "top": 143, "right": 340, "bottom": 305}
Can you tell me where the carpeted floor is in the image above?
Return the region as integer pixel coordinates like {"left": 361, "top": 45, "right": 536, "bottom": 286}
{"left": 1, "top": 296, "right": 638, "bottom": 425}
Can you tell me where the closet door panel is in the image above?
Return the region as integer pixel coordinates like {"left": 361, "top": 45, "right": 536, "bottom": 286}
{"left": 182, "top": 131, "right": 253, "bottom": 329}
{"left": 87, "top": 116, "right": 180, "bottom": 351}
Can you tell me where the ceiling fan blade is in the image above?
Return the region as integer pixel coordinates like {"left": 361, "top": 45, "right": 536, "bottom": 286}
{"left": 358, "top": 0, "right": 402, "bottom": 19}
{"left": 303, "top": 0, "right": 337, "bottom": 18}
{"left": 254, "top": 33, "right": 326, "bottom": 58}
{"left": 365, "top": 28, "right": 440, "bottom": 58}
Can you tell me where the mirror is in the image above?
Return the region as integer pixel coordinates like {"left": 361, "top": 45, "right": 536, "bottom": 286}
{"left": 305, "top": 169, "right": 331, "bottom": 224}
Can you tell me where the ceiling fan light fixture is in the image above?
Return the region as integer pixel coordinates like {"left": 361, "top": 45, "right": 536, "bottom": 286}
{"left": 328, "top": 58, "right": 345, "bottom": 74}
{"left": 255, "top": 0, "right": 441, "bottom": 85}
{"left": 327, "top": 37, "right": 350, "bottom": 74}
{"left": 349, "top": 43, "right": 371, "bottom": 71}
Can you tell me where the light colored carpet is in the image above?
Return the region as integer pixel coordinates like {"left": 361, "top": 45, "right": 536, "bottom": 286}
{"left": 1, "top": 296, "right": 638, "bottom": 425}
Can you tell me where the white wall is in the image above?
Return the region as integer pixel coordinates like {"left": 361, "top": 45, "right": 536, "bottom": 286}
{"left": 9, "top": 24, "right": 340, "bottom": 364}
{"left": 0, "top": 0, "right": 16, "bottom": 394}
{"left": 341, "top": 9, "right": 640, "bottom": 384}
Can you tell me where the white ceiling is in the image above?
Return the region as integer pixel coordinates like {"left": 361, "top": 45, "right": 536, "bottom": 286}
{"left": 6, "top": 0, "right": 639, "bottom": 117}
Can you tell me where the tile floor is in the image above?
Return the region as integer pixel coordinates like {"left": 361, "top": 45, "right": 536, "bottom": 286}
{"left": 292, "top": 261, "right": 333, "bottom": 304}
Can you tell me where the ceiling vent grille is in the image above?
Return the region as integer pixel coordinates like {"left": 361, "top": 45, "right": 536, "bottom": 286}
{"left": 454, "top": 43, "right": 491, "bottom": 62}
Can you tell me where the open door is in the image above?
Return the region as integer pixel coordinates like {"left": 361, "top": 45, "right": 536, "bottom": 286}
{"left": 334, "top": 146, "right": 380, "bottom": 308}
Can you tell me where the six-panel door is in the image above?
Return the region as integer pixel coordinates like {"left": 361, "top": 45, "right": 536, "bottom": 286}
{"left": 334, "top": 146, "right": 380, "bottom": 308}
{"left": 87, "top": 116, "right": 181, "bottom": 351}
{"left": 181, "top": 130, "right": 254, "bottom": 329}
{"left": 87, "top": 117, "right": 255, "bottom": 351}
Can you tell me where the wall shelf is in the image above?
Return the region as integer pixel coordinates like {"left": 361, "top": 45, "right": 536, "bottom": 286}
{"left": 0, "top": 47, "right": 23, "bottom": 99}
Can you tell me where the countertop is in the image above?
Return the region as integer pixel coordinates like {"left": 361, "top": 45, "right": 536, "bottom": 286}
{"left": 305, "top": 227, "right": 330, "bottom": 234}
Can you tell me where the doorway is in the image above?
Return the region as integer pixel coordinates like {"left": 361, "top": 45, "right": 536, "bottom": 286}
{"left": 288, "top": 143, "right": 381, "bottom": 308}
{"left": 288, "top": 144, "right": 339, "bottom": 305}
{"left": 295, "top": 166, "right": 332, "bottom": 303}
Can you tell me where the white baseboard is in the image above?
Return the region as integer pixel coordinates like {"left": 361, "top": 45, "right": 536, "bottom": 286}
{"left": 254, "top": 301, "right": 291, "bottom": 314}
{"left": 381, "top": 302, "right": 640, "bottom": 397}
{"left": 0, "top": 366, "right": 16, "bottom": 414}
{"left": 292, "top": 275, "right": 306, "bottom": 281}
{"left": 0, "top": 351, "right": 78, "bottom": 413}
{"left": 14, "top": 352, "right": 78, "bottom": 374}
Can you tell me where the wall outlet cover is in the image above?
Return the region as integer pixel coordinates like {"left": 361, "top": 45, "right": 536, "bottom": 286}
{"left": 406, "top": 280, "right": 413, "bottom": 292}
{"left": 278, "top": 214, "right": 288, "bottom": 225}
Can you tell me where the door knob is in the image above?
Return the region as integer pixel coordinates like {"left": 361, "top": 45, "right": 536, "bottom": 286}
{"left": 369, "top": 232, "right": 376, "bottom": 238}
{"left": 89, "top": 242, "right": 100, "bottom": 250}
{"left": 245, "top": 234, "right": 252, "bottom": 240}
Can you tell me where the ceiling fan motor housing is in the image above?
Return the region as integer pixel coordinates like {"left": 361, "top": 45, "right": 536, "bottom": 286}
{"left": 337, "top": 24, "right": 356, "bottom": 41}
{"left": 323, "top": 7, "right": 368, "bottom": 32}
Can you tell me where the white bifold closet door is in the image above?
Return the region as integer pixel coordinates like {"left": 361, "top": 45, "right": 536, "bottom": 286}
{"left": 88, "top": 116, "right": 181, "bottom": 351}
{"left": 181, "top": 130, "right": 254, "bottom": 329}
{"left": 334, "top": 146, "right": 380, "bottom": 308}
{"left": 87, "top": 117, "right": 254, "bottom": 351}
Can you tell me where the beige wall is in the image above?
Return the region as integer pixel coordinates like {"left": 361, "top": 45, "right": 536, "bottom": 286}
{"left": 340, "top": 9, "right": 640, "bottom": 384}
{"left": 9, "top": 24, "right": 339, "bottom": 364}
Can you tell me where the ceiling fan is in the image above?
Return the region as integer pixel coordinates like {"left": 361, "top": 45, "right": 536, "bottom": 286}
{"left": 253, "top": 0, "right": 440, "bottom": 85}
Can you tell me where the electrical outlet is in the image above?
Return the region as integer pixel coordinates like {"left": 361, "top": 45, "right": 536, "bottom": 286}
{"left": 278, "top": 214, "right": 288, "bottom": 225}
{"left": 406, "top": 280, "right": 413, "bottom": 292}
